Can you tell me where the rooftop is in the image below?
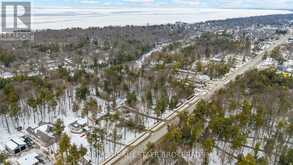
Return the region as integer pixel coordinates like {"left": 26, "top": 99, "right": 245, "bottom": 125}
{"left": 0, "top": 72, "right": 14, "bottom": 79}
{"left": 76, "top": 119, "right": 87, "bottom": 126}
{"left": 34, "top": 124, "right": 54, "bottom": 137}
{"left": 12, "top": 137, "right": 26, "bottom": 146}
{"left": 5, "top": 140, "right": 18, "bottom": 151}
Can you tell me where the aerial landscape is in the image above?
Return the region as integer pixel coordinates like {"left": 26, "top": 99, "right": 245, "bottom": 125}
{"left": 0, "top": 0, "right": 292, "bottom": 165}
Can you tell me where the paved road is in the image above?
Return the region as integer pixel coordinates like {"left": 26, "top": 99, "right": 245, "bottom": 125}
{"left": 102, "top": 35, "right": 290, "bottom": 165}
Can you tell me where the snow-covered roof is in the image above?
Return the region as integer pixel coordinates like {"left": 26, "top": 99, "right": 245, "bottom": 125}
{"left": 12, "top": 137, "right": 26, "bottom": 146}
{"left": 264, "top": 58, "right": 274, "bottom": 63}
{"left": 196, "top": 75, "right": 210, "bottom": 81}
{"left": 211, "top": 57, "right": 222, "bottom": 62}
{"left": 65, "top": 58, "right": 73, "bottom": 63}
{"left": 35, "top": 125, "right": 49, "bottom": 133}
{"left": 5, "top": 140, "right": 18, "bottom": 151}
{"left": 17, "top": 152, "right": 39, "bottom": 165}
{"left": 0, "top": 72, "right": 14, "bottom": 79}
{"left": 35, "top": 124, "right": 53, "bottom": 137}
{"left": 77, "top": 119, "right": 87, "bottom": 126}
{"left": 258, "top": 58, "right": 277, "bottom": 68}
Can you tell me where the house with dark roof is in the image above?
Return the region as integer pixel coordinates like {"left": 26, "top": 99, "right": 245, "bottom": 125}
{"left": 26, "top": 123, "right": 56, "bottom": 147}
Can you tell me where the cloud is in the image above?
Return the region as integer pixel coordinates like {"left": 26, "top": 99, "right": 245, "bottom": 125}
{"left": 123, "top": 0, "right": 154, "bottom": 2}
{"left": 174, "top": 0, "right": 200, "bottom": 5}
{"left": 30, "top": 0, "right": 293, "bottom": 9}
{"left": 80, "top": 0, "right": 101, "bottom": 4}
{"left": 171, "top": 0, "right": 293, "bottom": 9}
{"left": 202, "top": 0, "right": 293, "bottom": 9}
{"left": 245, "top": 0, "right": 293, "bottom": 9}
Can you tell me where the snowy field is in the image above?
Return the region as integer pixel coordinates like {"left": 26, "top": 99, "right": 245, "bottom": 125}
{"left": 11, "top": 7, "right": 292, "bottom": 30}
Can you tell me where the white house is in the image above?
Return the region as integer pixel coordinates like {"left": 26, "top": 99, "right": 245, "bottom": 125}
{"left": 5, "top": 138, "right": 27, "bottom": 154}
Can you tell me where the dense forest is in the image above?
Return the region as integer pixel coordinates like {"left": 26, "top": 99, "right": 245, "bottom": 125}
{"left": 0, "top": 14, "right": 292, "bottom": 70}
{"left": 0, "top": 32, "right": 249, "bottom": 132}
{"left": 145, "top": 69, "right": 293, "bottom": 165}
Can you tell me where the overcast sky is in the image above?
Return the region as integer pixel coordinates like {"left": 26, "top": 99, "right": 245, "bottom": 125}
{"left": 2, "top": 0, "right": 293, "bottom": 9}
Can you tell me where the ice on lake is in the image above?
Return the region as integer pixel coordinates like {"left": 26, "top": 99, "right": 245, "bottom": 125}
{"left": 28, "top": 7, "right": 292, "bottom": 29}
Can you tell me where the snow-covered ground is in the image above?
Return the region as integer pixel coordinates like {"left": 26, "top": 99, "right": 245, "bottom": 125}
{"left": 0, "top": 85, "right": 156, "bottom": 164}
{"left": 135, "top": 43, "right": 170, "bottom": 68}
{"left": 0, "top": 34, "right": 281, "bottom": 164}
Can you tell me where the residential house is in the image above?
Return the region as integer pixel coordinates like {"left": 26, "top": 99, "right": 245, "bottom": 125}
{"left": 69, "top": 119, "right": 88, "bottom": 134}
{"left": 5, "top": 138, "right": 27, "bottom": 154}
{"left": 26, "top": 123, "right": 56, "bottom": 147}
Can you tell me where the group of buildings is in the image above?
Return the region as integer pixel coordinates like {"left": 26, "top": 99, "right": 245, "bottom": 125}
{"left": 1, "top": 135, "right": 47, "bottom": 165}
{"left": 0, "top": 57, "right": 75, "bottom": 80}
{"left": 0, "top": 118, "right": 92, "bottom": 165}
{"left": 0, "top": 122, "right": 55, "bottom": 165}
{"left": 257, "top": 36, "right": 293, "bottom": 76}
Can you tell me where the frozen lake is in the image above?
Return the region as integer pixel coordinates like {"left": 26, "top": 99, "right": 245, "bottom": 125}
{"left": 28, "top": 7, "right": 292, "bottom": 29}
